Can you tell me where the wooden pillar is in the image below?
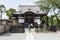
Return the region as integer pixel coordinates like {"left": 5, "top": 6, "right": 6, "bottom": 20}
{"left": 40, "top": 16, "right": 41, "bottom": 23}
{"left": 24, "top": 14, "right": 25, "bottom": 24}
{"left": 51, "top": 16, "right": 53, "bottom": 25}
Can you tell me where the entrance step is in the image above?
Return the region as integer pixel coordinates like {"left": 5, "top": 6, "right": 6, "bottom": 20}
{"left": 25, "top": 28, "right": 35, "bottom": 33}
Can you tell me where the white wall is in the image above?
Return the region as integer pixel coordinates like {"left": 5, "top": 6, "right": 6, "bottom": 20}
{"left": 34, "top": 19, "right": 40, "bottom": 24}
{"left": 18, "top": 19, "right": 24, "bottom": 23}
{"left": 18, "top": 17, "right": 41, "bottom": 24}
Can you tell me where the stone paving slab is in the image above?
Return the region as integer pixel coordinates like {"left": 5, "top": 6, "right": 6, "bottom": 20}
{"left": 0, "top": 33, "right": 27, "bottom": 40}
{"left": 0, "top": 29, "right": 60, "bottom": 40}
{"left": 33, "top": 31, "right": 60, "bottom": 40}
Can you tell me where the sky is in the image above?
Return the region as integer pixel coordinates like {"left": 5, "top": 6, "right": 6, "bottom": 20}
{"left": 0, "top": 0, "right": 37, "bottom": 11}
{"left": 0, "top": 0, "right": 37, "bottom": 19}
{"left": 0, "top": 0, "right": 57, "bottom": 19}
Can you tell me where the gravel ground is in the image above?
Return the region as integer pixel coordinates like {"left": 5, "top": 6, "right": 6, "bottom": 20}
{"left": 0, "top": 29, "right": 60, "bottom": 40}
{"left": 0, "top": 33, "right": 27, "bottom": 40}
{"left": 33, "top": 32, "right": 60, "bottom": 40}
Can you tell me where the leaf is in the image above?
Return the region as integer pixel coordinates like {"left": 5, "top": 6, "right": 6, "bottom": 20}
{"left": 5, "top": 8, "right": 16, "bottom": 18}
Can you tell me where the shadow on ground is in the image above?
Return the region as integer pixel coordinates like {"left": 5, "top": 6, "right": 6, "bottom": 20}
{"left": 0, "top": 33, "right": 11, "bottom": 36}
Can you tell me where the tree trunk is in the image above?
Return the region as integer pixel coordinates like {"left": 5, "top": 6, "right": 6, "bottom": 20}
{"left": 53, "top": 10, "right": 59, "bottom": 25}
{"left": 46, "top": 14, "right": 49, "bottom": 30}
{"left": 51, "top": 16, "right": 53, "bottom": 25}
{"left": 53, "top": 7, "right": 59, "bottom": 25}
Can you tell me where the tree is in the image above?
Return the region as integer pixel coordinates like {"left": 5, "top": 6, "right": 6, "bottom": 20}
{"left": 36, "top": 0, "right": 60, "bottom": 26}
{"left": 48, "top": 0, "right": 60, "bottom": 25}
{"left": 5, "top": 8, "right": 16, "bottom": 19}
{"left": 45, "top": 0, "right": 60, "bottom": 25}
{"left": 48, "top": 0, "right": 60, "bottom": 9}
{"left": 0, "top": 4, "right": 6, "bottom": 19}
{"left": 36, "top": 0, "right": 52, "bottom": 29}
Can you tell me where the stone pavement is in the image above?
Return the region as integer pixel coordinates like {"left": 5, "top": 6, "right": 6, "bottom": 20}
{"left": 0, "top": 28, "right": 60, "bottom": 40}
{"left": 33, "top": 32, "right": 60, "bottom": 40}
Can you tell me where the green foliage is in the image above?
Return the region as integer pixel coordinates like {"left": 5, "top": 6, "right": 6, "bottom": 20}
{"left": 5, "top": 8, "right": 16, "bottom": 18}
{"left": 9, "top": 8, "right": 16, "bottom": 12}
{"left": 48, "top": 15, "right": 57, "bottom": 26}
{"left": 5, "top": 10, "right": 12, "bottom": 17}
{"left": 53, "top": 18, "right": 58, "bottom": 25}
{"left": 36, "top": 0, "right": 52, "bottom": 12}
{"left": 36, "top": 0, "right": 60, "bottom": 26}
{"left": 48, "top": 0, "right": 60, "bottom": 9}
{"left": 36, "top": 0, "right": 60, "bottom": 12}
{"left": 39, "top": 4, "right": 49, "bottom": 12}
{"left": 0, "top": 5, "right": 6, "bottom": 12}
{"left": 0, "top": 4, "right": 6, "bottom": 19}
{"left": 1, "top": 5, "right": 5, "bottom": 8}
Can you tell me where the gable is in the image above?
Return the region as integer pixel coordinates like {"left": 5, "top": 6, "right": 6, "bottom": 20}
{"left": 18, "top": 5, "right": 47, "bottom": 14}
